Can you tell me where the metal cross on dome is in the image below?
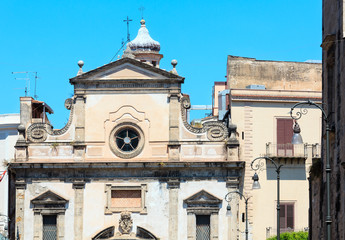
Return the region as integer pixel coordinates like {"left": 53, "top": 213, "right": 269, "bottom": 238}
{"left": 123, "top": 16, "right": 132, "bottom": 42}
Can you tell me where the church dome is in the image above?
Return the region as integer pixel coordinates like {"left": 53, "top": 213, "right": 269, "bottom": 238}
{"left": 128, "top": 19, "right": 160, "bottom": 52}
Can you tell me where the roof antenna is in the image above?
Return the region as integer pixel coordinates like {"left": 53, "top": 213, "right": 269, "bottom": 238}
{"left": 12, "top": 71, "right": 39, "bottom": 98}
{"left": 139, "top": 6, "right": 145, "bottom": 19}
{"left": 123, "top": 16, "right": 132, "bottom": 42}
{"left": 33, "top": 72, "right": 38, "bottom": 99}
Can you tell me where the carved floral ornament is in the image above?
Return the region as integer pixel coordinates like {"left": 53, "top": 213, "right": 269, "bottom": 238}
{"left": 181, "top": 95, "right": 228, "bottom": 141}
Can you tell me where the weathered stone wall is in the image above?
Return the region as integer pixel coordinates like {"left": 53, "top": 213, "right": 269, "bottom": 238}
{"left": 310, "top": 0, "right": 345, "bottom": 239}
{"left": 9, "top": 162, "right": 244, "bottom": 240}
{"left": 227, "top": 55, "right": 322, "bottom": 91}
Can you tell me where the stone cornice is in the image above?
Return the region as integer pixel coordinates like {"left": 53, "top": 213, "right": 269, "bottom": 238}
{"left": 230, "top": 89, "right": 322, "bottom": 103}
{"left": 9, "top": 161, "right": 244, "bottom": 170}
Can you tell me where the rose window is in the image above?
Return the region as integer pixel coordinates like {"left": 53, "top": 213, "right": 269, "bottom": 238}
{"left": 109, "top": 123, "right": 144, "bottom": 159}
{"left": 115, "top": 128, "right": 139, "bottom": 152}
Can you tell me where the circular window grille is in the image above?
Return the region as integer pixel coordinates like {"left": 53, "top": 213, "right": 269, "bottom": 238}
{"left": 109, "top": 123, "right": 144, "bottom": 159}
{"left": 115, "top": 128, "right": 139, "bottom": 152}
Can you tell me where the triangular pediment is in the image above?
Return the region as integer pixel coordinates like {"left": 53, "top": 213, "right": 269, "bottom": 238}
{"left": 31, "top": 190, "right": 68, "bottom": 205}
{"left": 93, "top": 63, "right": 165, "bottom": 80}
{"left": 70, "top": 57, "right": 184, "bottom": 83}
{"left": 184, "top": 190, "right": 222, "bottom": 205}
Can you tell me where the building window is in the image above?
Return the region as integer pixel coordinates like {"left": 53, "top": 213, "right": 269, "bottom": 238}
{"left": 183, "top": 190, "right": 221, "bottom": 240}
{"left": 115, "top": 128, "right": 140, "bottom": 152}
{"left": 277, "top": 118, "right": 293, "bottom": 156}
{"left": 196, "top": 215, "right": 210, "bottom": 240}
{"left": 280, "top": 203, "right": 294, "bottom": 232}
{"left": 109, "top": 123, "right": 145, "bottom": 159}
{"left": 105, "top": 184, "right": 147, "bottom": 214}
{"left": 31, "top": 190, "right": 68, "bottom": 240}
{"left": 43, "top": 215, "right": 57, "bottom": 240}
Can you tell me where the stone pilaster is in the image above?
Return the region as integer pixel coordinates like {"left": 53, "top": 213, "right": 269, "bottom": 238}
{"left": 187, "top": 213, "right": 196, "bottom": 240}
{"left": 33, "top": 211, "right": 41, "bottom": 240}
{"left": 167, "top": 179, "right": 180, "bottom": 240}
{"left": 73, "top": 180, "right": 85, "bottom": 240}
{"left": 210, "top": 213, "right": 219, "bottom": 239}
{"left": 15, "top": 180, "right": 26, "bottom": 240}
{"left": 226, "top": 177, "right": 240, "bottom": 240}
{"left": 57, "top": 213, "right": 65, "bottom": 240}
{"left": 74, "top": 95, "right": 86, "bottom": 142}
{"left": 168, "top": 93, "right": 180, "bottom": 161}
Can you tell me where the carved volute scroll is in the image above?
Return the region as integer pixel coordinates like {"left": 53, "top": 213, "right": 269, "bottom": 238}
{"left": 181, "top": 95, "right": 228, "bottom": 141}
{"left": 26, "top": 98, "right": 74, "bottom": 142}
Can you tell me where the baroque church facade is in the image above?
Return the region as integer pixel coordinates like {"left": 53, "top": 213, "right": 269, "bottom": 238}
{"left": 9, "top": 20, "right": 244, "bottom": 240}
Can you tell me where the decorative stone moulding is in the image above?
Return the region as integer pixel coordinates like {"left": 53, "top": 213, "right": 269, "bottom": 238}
{"left": 26, "top": 98, "right": 74, "bottom": 142}
{"left": 180, "top": 95, "right": 228, "bottom": 141}
{"left": 119, "top": 211, "right": 133, "bottom": 235}
{"left": 109, "top": 122, "right": 145, "bottom": 159}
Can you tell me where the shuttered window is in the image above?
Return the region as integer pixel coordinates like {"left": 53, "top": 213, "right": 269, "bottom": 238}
{"left": 196, "top": 215, "right": 210, "bottom": 240}
{"left": 277, "top": 119, "right": 293, "bottom": 156}
{"left": 280, "top": 203, "right": 294, "bottom": 232}
{"left": 43, "top": 215, "right": 57, "bottom": 240}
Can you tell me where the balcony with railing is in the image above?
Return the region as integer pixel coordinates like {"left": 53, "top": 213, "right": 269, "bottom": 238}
{"left": 265, "top": 142, "right": 321, "bottom": 159}
{"left": 266, "top": 143, "right": 307, "bottom": 158}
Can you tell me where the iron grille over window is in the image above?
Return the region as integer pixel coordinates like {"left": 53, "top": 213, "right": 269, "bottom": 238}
{"left": 43, "top": 215, "right": 57, "bottom": 240}
{"left": 196, "top": 215, "right": 210, "bottom": 240}
{"left": 115, "top": 128, "right": 139, "bottom": 152}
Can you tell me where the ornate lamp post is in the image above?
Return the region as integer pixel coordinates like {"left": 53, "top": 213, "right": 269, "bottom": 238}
{"left": 225, "top": 191, "right": 250, "bottom": 240}
{"left": 290, "top": 100, "right": 331, "bottom": 240}
{"left": 251, "top": 157, "right": 283, "bottom": 240}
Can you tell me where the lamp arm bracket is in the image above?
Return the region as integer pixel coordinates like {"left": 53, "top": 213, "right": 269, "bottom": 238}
{"left": 225, "top": 190, "right": 249, "bottom": 203}
{"left": 251, "top": 156, "right": 280, "bottom": 171}
{"left": 290, "top": 100, "right": 328, "bottom": 121}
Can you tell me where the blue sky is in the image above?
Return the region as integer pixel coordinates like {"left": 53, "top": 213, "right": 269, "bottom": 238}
{"left": 0, "top": 0, "right": 321, "bottom": 128}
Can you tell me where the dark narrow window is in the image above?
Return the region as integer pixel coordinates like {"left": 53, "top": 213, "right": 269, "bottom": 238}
{"left": 152, "top": 61, "right": 157, "bottom": 66}
{"left": 280, "top": 203, "right": 294, "bottom": 232}
{"left": 277, "top": 118, "right": 293, "bottom": 156}
{"left": 43, "top": 215, "right": 57, "bottom": 240}
{"left": 196, "top": 215, "right": 210, "bottom": 240}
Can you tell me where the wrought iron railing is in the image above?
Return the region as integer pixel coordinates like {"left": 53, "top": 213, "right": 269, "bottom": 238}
{"left": 266, "top": 143, "right": 307, "bottom": 158}
{"left": 312, "top": 143, "right": 321, "bottom": 158}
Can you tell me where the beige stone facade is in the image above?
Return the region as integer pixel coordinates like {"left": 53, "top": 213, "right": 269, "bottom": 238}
{"left": 309, "top": 0, "right": 345, "bottom": 239}
{"left": 8, "top": 20, "right": 244, "bottom": 240}
{"left": 213, "top": 56, "right": 322, "bottom": 239}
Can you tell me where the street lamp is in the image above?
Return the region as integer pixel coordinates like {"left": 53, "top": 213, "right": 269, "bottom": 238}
{"left": 290, "top": 100, "right": 331, "bottom": 240}
{"left": 225, "top": 191, "right": 250, "bottom": 240}
{"left": 251, "top": 156, "right": 283, "bottom": 240}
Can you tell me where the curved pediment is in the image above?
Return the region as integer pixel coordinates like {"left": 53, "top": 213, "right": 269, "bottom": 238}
{"left": 92, "top": 226, "right": 157, "bottom": 240}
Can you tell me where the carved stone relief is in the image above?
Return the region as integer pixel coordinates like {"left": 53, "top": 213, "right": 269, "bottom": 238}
{"left": 119, "top": 211, "right": 133, "bottom": 235}
{"left": 181, "top": 95, "right": 228, "bottom": 141}
{"left": 26, "top": 98, "right": 74, "bottom": 142}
